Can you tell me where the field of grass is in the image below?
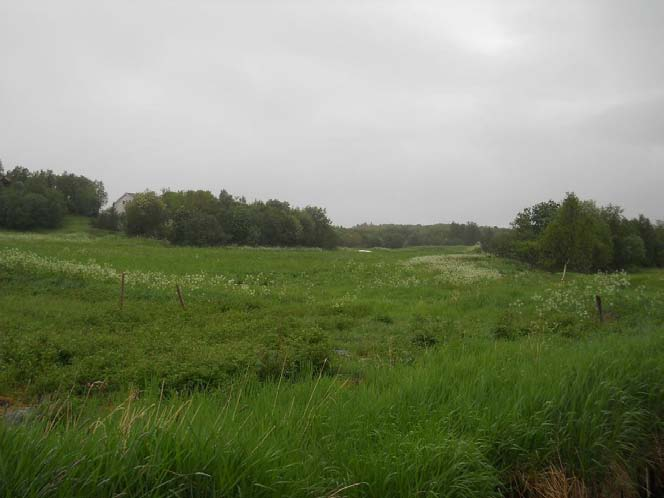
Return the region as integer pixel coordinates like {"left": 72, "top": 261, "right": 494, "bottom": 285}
{"left": 1, "top": 218, "right": 663, "bottom": 497}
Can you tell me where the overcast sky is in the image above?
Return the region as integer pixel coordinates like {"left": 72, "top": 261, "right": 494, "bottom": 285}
{"left": 1, "top": 1, "right": 662, "bottom": 227}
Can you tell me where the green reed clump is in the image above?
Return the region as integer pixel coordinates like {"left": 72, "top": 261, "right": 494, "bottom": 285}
{"left": 2, "top": 331, "right": 663, "bottom": 498}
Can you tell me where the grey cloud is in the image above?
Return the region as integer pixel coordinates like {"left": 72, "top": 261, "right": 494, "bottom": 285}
{"left": 1, "top": 0, "right": 662, "bottom": 227}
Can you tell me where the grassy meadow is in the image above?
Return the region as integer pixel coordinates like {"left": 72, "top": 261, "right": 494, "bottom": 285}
{"left": 1, "top": 217, "right": 664, "bottom": 497}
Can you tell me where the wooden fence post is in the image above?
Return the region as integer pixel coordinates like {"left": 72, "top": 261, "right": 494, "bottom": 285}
{"left": 119, "top": 272, "right": 126, "bottom": 310}
{"left": 176, "top": 284, "right": 186, "bottom": 310}
{"left": 595, "top": 295, "right": 604, "bottom": 323}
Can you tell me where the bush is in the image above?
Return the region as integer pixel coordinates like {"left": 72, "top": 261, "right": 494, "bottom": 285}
{"left": 93, "top": 208, "right": 121, "bottom": 231}
{"left": 170, "top": 208, "right": 228, "bottom": 246}
{"left": 492, "top": 311, "right": 529, "bottom": 340}
{"left": 0, "top": 189, "right": 65, "bottom": 229}
{"left": 411, "top": 333, "right": 438, "bottom": 348}
{"left": 511, "top": 239, "right": 541, "bottom": 266}
{"left": 540, "top": 193, "right": 613, "bottom": 272}
{"left": 127, "top": 190, "right": 337, "bottom": 249}
{"left": 617, "top": 234, "right": 646, "bottom": 268}
{"left": 55, "top": 173, "right": 107, "bottom": 216}
{"left": 256, "top": 329, "right": 331, "bottom": 381}
{"left": 125, "top": 192, "right": 168, "bottom": 238}
{"left": 0, "top": 165, "right": 104, "bottom": 230}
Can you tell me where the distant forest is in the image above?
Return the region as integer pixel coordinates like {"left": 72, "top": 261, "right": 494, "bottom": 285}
{"left": 99, "top": 191, "right": 503, "bottom": 250}
{"left": 97, "top": 190, "right": 338, "bottom": 249}
{"left": 336, "top": 222, "right": 505, "bottom": 248}
{"left": 2, "top": 164, "right": 663, "bottom": 269}
{"left": 485, "top": 193, "right": 664, "bottom": 272}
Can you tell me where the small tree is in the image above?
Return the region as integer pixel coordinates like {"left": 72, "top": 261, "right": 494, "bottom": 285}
{"left": 0, "top": 184, "right": 65, "bottom": 229}
{"left": 512, "top": 200, "right": 559, "bottom": 240}
{"left": 55, "top": 173, "right": 107, "bottom": 216}
{"left": 124, "top": 191, "right": 168, "bottom": 238}
{"left": 93, "top": 207, "right": 121, "bottom": 231}
{"left": 170, "top": 208, "right": 227, "bottom": 246}
{"left": 656, "top": 221, "right": 664, "bottom": 267}
{"left": 540, "top": 193, "right": 612, "bottom": 272}
{"left": 619, "top": 234, "right": 647, "bottom": 267}
{"left": 301, "top": 206, "right": 337, "bottom": 248}
{"left": 631, "top": 215, "right": 658, "bottom": 266}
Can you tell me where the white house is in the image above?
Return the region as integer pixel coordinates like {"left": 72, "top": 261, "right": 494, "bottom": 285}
{"left": 112, "top": 193, "right": 136, "bottom": 215}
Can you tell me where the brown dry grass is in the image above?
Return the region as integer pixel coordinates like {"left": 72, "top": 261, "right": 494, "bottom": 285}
{"left": 525, "top": 467, "right": 588, "bottom": 498}
{"left": 519, "top": 462, "right": 644, "bottom": 498}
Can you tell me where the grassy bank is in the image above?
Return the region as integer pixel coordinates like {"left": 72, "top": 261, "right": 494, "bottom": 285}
{"left": 2, "top": 332, "right": 663, "bottom": 497}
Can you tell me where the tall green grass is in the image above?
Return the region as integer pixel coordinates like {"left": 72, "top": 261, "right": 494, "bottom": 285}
{"left": 2, "top": 331, "right": 663, "bottom": 497}
{"left": 2, "top": 229, "right": 663, "bottom": 496}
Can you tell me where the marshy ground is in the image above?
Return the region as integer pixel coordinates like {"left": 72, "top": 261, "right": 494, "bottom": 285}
{"left": 1, "top": 219, "right": 663, "bottom": 497}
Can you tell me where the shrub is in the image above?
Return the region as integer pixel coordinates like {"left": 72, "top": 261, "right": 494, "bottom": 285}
{"left": 487, "top": 194, "right": 662, "bottom": 272}
{"left": 124, "top": 192, "right": 168, "bottom": 238}
{"left": 540, "top": 193, "right": 613, "bottom": 272}
{"left": 0, "top": 166, "right": 105, "bottom": 229}
{"left": 93, "top": 207, "right": 121, "bottom": 231}
{"left": 170, "top": 208, "right": 228, "bottom": 246}
{"left": 256, "top": 329, "right": 331, "bottom": 381}
{"left": 617, "top": 234, "right": 647, "bottom": 268}
{"left": 511, "top": 239, "right": 541, "bottom": 266}
{"left": 411, "top": 333, "right": 438, "bottom": 348}
{"left": 0, "top": 189, "right": 65, "bottom": 229}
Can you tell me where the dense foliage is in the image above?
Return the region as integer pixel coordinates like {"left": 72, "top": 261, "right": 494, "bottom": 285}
{"left": 487, "top": 192, "right": 664, "bottom": 272}
{"left": 100, "top": 189, "right": 338, "bottom": 248}
{"left": 0, "top": 162, "right": 106, "bottom": 230}
{"left": 337, "top": 222, "right": 505, "bottom": 248}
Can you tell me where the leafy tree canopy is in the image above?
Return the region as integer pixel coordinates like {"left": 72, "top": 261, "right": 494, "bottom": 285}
{"left": 0, "top": 162, "right": 105, "bottom": 230}
{"left": 486, "top": 192, "right": 663, "bottom": 272}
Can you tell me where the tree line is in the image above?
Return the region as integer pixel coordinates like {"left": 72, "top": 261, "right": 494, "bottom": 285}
{"left": 485, "top": 192, "right": 664, "bottom": 272}
{"left": 3, "top": 164, "right": 661, "bottom": 263}
{"left": 336, "top": 222, "right": 505, "bottom": 248}
{"left": 96, "top": 190, "right": 338, "bottom": 248}
{"left": 0, "top": 162, "right": 106, "bottom": 229}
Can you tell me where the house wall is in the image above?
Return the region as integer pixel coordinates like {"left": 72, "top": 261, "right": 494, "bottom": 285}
{"left": 113, "top": 194, "right": 135, "bottom": 215}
